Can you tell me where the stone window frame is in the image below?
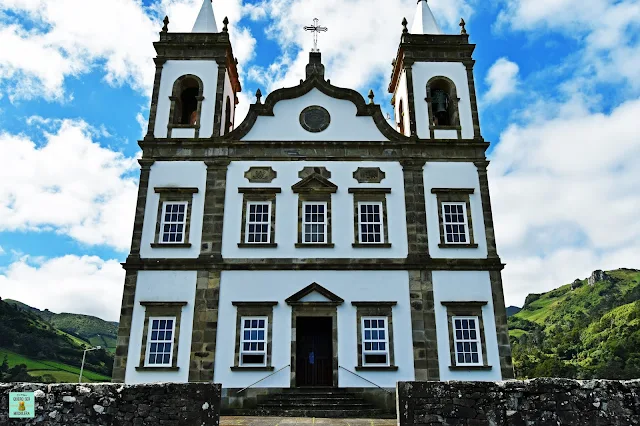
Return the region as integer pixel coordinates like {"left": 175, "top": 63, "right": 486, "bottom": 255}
{"left": 348, "top": 188, "right": 392, "bottom": 248}
{"left": 441, "top": 301, "right": 492, "bottom": 371}
{"left": 292, "top": 174, "right": 337, "bottom": 249}
{"left": 352, "top": 302, "right": 398, "bottom": 371}
{"left": 167, "top": 74, "right": 204, "bottom": 138}
{"left": 135, "top": 301, "right": 187, "bottom": 372}
{"left": 431, "top": 188, "right": 478, "bottom": 249}
{"left": 238, "top": 188, "right": 280, "bottom": 248}
{"left": 231, "top": 302, "right": 277, "bottom": 372}
{"left": 426, "top": 76, "right": 462, "bottom": 139}
{"left": 151, "top": 187, "right": 198, "bottom": 249}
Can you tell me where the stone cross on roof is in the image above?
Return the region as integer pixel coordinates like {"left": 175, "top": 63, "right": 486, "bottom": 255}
{"left": 304, "top": 18, "right": 328, "bottom": 52}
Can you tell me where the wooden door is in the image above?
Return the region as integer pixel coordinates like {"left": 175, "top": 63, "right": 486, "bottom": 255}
{"left": 296, "top": 317, "right": 333, "bottom": 387}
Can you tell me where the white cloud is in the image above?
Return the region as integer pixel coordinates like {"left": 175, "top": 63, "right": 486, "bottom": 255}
{"left": 483, "top": 57, "right": 519, "bottom": 104}
{"left": 247, "top": 0, "right": 473, "bottom": 95}
{"left": 0, "top": 246, "right": 5, "bottom": 255}
{"left": 496, "top": 0, "right": 640, "bottom": 89}
{"left": 0, "top": 255, "right": 124, "bottom": 321}
{"left": 0, "top": 0, "right": 253, "bottom": 101}
{"left": 0, "top": 118, "right": 138, "bottom": 251}
{"left": 490, "top": 97, "right": 640, "bottom": 306}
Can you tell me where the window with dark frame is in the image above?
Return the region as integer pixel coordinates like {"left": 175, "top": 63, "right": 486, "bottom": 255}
{"left": 160, "top": 201, "right": 188, "bottom": 244}
{"left": 240, "top": 317, "right": 267, "bottom": 366}
{"left": 245, "top": 201, "right": 271, "bottom": 244}
{"left": 442, "top": 202, "right": 469, "bottom": 244}
{"left": 145, "top": 317, "right": 175, "bottom": 367}
{"left": 452, "top": 316, "right": 483, "bottom": 366}
{"left": 362, "top": 317, "right": 390, "bottom": 366}
{"left": 302, "top": 201, "right": 327, "bottom": 244}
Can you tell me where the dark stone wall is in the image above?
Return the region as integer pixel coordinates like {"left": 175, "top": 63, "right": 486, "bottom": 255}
{"left": 0, "top": 382, "right": 221, "bottom": 426}
{"left": 397, "top": 379, "right": 640, "bottom": 426}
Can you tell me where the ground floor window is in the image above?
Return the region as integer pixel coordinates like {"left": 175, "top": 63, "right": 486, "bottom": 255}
{"left": 240, "top": 317, "right": 268, "bottom": 366}
{"left": 452, "top": 316, "right": 482, "bottom": 366}
{"left": 362, "top": 317, "right": 390, "bottom": 366}
{"left": 145, "top": 317, "right": 175, "bottom": 366}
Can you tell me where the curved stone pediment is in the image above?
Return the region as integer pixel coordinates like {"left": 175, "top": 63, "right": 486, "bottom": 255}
{"left": 223, "top": 74, "right": 409, "bottom": 142}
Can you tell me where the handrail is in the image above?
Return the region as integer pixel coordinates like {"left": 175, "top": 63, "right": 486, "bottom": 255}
{"left": 236, "top": 364, "right": 290, "bottom": 395}
{"left": 338, "top": 365, "right": 393, "bottom": 394}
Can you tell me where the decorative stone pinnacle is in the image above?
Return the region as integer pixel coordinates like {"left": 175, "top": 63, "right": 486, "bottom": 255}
{"left": 402, "top": 17, "right": 408, "bottom": 34}
{"left": 255, "top": 88, "right": 262, "bottom": 104}
{"left": 223, "top": 16, "right": 229, "bottom": 32}
{"left": 460, "top": 18, "right": 467, "bottom": 35}
{"left": 368, "top": 89, "right": 375, "bottom": 105}
{"left": 162, "top": 16, "right": 169, "bottom": 33}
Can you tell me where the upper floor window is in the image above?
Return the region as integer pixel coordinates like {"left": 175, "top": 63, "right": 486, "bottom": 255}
{"left": 442, "top": 202, "right": 469, "bottom": 244}
{"left": 358, "top": 202, "right": 383, "bottom": 243}
{"left": 245, "top": 201, "right": 271, "bottom": 244}
{"left": 302, "top": 202, "right": 327, "bottom": 244}
{"left": 160, "top": 202, "right": 188, "bottom": 244}
{"left": 427, "top": 77, "right": 460, "bottom": 128}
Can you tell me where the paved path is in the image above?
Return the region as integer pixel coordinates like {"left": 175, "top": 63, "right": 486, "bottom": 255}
{"left": 221, "top": 417, "right": 396, "bottom": 426}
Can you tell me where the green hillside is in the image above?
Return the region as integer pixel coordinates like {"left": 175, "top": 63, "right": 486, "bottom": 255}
{"left": 0, "top": 299, "right": 114, "bottom": 383}
{"left": 509, "top": 268, "right": 640, "bottom": 379}
{"left": 5, "top": 299, "right": 118, "bottom": 353}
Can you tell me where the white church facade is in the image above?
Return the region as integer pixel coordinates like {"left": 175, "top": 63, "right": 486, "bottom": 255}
{"left": 113, "top": 0, "right": 514, "bottom": 410}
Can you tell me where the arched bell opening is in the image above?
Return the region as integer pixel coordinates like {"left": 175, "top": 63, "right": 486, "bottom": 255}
{"left": 224, "top": 96, "right": 232, "bottom": 135}
{"left": 167, "top": 74, "right": 204, "bottom": 137}
{"left": 426, "top": 76, "right": 461, "bottom": 138}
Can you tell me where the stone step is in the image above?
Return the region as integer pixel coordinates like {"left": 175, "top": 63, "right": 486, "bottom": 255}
{"left": 259, "top": 401, "right": 376, "bottom": 409}
{"left": 259, "top": 395, "right": 370, "bottom": 402}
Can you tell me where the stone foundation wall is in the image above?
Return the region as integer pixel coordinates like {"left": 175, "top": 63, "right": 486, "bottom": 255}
{"left": 397, "top": 378, "right": 640, "bottom": 426}
{"left": 0, "top": 382, "right": 221, "bottom": 426}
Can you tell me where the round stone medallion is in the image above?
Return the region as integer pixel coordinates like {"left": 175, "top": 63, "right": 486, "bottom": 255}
{"left": 299, "top": 105, "right": 330, "bottom": 133}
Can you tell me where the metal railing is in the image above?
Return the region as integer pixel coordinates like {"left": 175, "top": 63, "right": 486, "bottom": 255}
{"left": 236, "top": 364, "right": 290, "bottom": 395}
{"left": 338, "top": 365, "right": 393, "bottom": 394}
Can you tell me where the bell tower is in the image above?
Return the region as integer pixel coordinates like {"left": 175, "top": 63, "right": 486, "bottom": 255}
{"left": 146, "top": 0, "right": 241, "bottom": 140}
{"left": 389, "top": 0, "right": 481, "bottom": 141}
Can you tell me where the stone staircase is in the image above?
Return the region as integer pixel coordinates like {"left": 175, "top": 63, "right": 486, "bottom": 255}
{"left": 236, "top": 388, "right": 396, "bottom": 418}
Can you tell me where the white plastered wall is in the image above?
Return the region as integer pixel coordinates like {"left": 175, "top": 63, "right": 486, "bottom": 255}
{"left": 222, "top": 161, "right": 408, "bottom": 259}
{"left": 214, "top": 270, "right": 415, "bottom": 388}
{"left": 432, "top": 271, "right": 502, "bottom": 381}
{"left": 154, "top": 60, "right": 219, "bottom": 138}
{"left": 140, "top": 161, "right": 207, "bottom": 259}
{"left": 393, "top": 70, "right": 410, "bottom": 136}
{"left": 412, "top": 62, "right": 473, "bottom": 139}
{"left": 241, "top": 89, "right": 388, "bottom": 141}
{"left": 220, "top": 70, "right": 235, "bottom": 135}
{"left": 423, "top": 162, "right": 488, "bottom": 259}
{"left": 125, "top": 270, "right": 197, "bottom": 384}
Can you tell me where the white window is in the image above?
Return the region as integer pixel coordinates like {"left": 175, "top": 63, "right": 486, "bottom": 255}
{"left": 302, "top": 202, "right": 327, "bottom": 243}
{"left": 442, "top": 202, "right": 469, "bottom": 244}
{"left": 160, "top": 201, "right": 188, "bottom": 244}
{"left": 452, "top": 316, "right": 483, "bottom": 366}
{"left": 362, "top": 317, "right": 389, "bottom": 366}
{"left": 358, "top": 202, "right": 384, "bottom": 243}
{"left": 240, "top": 317, "right": 267, "bottom": 366}
{"left": 245, "top": 201, "right": 271, "bottom": 243}
{"left": 145, "top": 317, "right": 175, "bottom": 367}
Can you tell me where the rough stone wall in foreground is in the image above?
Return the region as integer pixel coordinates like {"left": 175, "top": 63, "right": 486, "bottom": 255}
{"left": 0, "top": 382, "right": 221, "bottom": 426}
{"left": 397, "top": 378, "right": 640, "bottom": 426}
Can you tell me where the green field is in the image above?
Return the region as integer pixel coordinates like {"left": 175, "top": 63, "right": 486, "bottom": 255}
{"left": 0, "top": 349, "right": 111, "bottom": 383}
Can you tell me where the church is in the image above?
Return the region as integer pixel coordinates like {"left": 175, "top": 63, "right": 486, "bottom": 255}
{"left": 113, "top": 0, "right": 514, "bottom": 414}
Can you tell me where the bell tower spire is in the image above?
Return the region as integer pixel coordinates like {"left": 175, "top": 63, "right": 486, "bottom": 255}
{"left": 412, "top": 0, "right": 442, "bottom": 35}
{"left": 192, "top": 0, "right": 218, "bottom": 33}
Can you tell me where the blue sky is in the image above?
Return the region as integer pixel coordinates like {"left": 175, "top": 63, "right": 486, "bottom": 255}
{"left": 0, "top": 0, "right": 638, "bottom": 321}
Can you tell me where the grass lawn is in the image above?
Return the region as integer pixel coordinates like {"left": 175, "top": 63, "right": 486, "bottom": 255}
{"left": 0, "top": 348, "right": 111, "bottom": 382}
